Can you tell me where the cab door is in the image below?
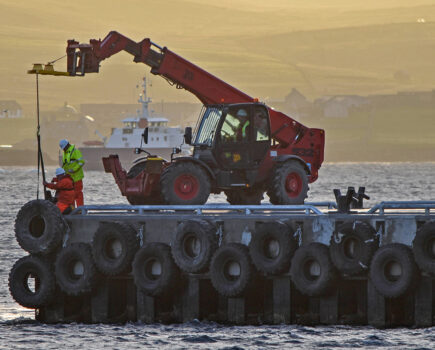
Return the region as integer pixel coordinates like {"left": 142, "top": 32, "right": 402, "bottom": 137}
{"left": 214, "top": 105, "right": 251, "bottom": 169}
{"left": 249, "top": 105, "right": 271, "bottom": 167}
{"left": 214, "top": 104, "right": 270, "bottom": 170}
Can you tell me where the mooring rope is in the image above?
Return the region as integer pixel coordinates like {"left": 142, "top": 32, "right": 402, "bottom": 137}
{"left": 35, "top": 73, "right": 47, "bottom": 200}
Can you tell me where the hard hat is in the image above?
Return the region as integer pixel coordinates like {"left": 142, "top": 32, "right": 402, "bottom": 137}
{"left": 55, "top": 168, "right": 66, "bottom": 176}
{"left": 236, "top": 109, "right": 248, "bottom": 117}
{"left": 59, "top": 139, "right": 69, "bottom": 150}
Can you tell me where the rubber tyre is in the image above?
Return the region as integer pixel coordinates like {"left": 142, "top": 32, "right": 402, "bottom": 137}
{"left": 330, "top": 221, "right": 378, "bottom": 275}
{"left": 249, "top": 221, "right": 297, "bottom": 274}
{"left": 160, "top": 162, "right": 210, "bottom": 205}
{"left": 92, "top": 222, "right": 139, "bottom": 276}
{"left": 370, "top": 243, "right": 417, "bottom": 298}
{"left": 127, "top": 161, "right": 147, "bottom": 179}
{"left": 412, "top": 221, "right": 435, "bottom": 275}
{"left": 55, "top": 243, "right": 98, "bottom": 296}
{"left": 9, "top": 255, "right": 55, "bottom": 308}
{"left": 171, "top": 220, "right": 217, "bottom": 273}
{"left": 132, "top": 242, "right": 179, "bottom": 296}
{"left": 225, "top": 187, "right": 264, "bottom": 205}
{"left": 290, "top": 243, "right": 336, "bottom": 297}
{"left": 15, "top": 199, "right": 65, "bottom": 255}
{"left": 210, "top": 243, "right": 253, "bottom": 297}
{"left": 267, "top": 161, "right": 309, "bottom": 205}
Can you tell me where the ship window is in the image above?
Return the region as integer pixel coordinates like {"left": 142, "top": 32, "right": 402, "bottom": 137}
{"left": 156, "top": 137, "right": 159, "bottom": 141}
{"left": 164, "top": 136, "right": 167, "bottom": 141}
{"left": 122, "top": 137, "right": 127, "bottom": 141}
{"left": 151, "top": 137, "right": 154, "bottom": 141}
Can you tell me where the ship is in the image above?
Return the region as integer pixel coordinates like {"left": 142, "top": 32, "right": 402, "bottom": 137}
{"left": 80, "top": 77, "right": 189, "bottom": 170}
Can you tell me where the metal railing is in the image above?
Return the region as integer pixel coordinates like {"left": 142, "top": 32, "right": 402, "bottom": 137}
{"left": 71, "top": 202, "right": 337, "bottom": 216}
{"left": 367, "top": 201, "right": 435, "bottom": 215}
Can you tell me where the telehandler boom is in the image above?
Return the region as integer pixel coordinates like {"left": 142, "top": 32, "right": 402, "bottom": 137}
{"left": 66, "top": 31, "right": 325, "bottom": 205}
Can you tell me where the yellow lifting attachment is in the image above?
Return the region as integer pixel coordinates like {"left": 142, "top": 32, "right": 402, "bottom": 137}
{"left": 27, "top": 63, "right": 70, "bottom": 76}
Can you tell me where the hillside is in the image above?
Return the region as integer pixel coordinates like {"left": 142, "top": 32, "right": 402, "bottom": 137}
{"left": 1, "top": 0, "right": 434, "bottom": 114}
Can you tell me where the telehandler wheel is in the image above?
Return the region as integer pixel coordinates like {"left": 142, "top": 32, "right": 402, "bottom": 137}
{"left": 267, "top": 161, "right": 308, "bottom": 205}
{"left": 224, "top": 187, "right": 264, "bottom": 205}
{"left": 127, "top": 161, "right": 148, "bottom": 178}
{"left": 160, "top": 162, "right": 210, "bottom": 205}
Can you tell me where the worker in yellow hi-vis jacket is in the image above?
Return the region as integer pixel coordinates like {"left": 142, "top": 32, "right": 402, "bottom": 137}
{"left": 59, "top": 139, "right": 85, "bottom": 207}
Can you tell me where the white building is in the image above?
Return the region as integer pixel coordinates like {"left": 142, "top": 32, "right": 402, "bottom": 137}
{"left": 0, "top": 100, "right": 22, "bottom": 118}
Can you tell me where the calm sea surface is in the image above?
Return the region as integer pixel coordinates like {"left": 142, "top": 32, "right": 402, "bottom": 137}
{"left": 0, "top": 163, "right": 434, "bottom": 349}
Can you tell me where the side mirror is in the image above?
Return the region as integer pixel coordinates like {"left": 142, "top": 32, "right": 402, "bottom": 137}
{"left": 142, "top": 127, "right": 149, "bottom": 144}
{"left": 184, "top": 127, "right": 192, "bottom": 145}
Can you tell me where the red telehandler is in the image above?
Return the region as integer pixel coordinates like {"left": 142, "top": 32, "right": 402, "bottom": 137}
{"left": 66, "top": 31, "right": 325, "bottom": 205}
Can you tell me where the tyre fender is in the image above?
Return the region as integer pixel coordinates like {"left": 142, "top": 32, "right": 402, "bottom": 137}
{"left": 370, "top": 243, "right": 418, "bottom": 298}
{"left": 412, "top": 221, "right": 435, "bottom": 275}
{"left": 132, "top": 242, "right": 179, "bottom": 296}
{"left": 290, "top": 242, "right": 337, "bottom": 297}
{"left": 15, "top": 200, "right": 66, "bottom": 255}
{"left": 329, "top": 221, "right": 378, "bottom": 275}
{"left": 249, "top": 221, "right": 297, "bottom": 274}
{"left": 210, "top": 243, "right": 253, "bottom": 297}
{"left": 55, "top": 243, "right": 98, "bottom": 296}
{"left": 171, "top": 220, "right": 217, "bottom": 273}
{"left": 9, "top": 255, "right": 55, "bottom": 308}
{"left": 92, "top": 222, "right": 139, "bottom": 276}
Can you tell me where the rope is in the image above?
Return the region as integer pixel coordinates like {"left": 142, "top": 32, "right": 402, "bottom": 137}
{"left": 35, "top": 73, "right": 47, "bottom": 200}
{"left": 36, "top": 73, "right": 40, "bottom": 199}
{"left": 47, "top": 54, "right": 67, "bottom": 64}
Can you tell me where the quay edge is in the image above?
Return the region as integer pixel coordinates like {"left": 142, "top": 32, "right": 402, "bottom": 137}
{"left": 9, "top": 200, "right": 435, "bottom": 327}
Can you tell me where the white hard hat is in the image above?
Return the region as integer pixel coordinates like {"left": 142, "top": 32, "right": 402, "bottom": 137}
{"left": 55, "top": 168, "right": 66, "bottom": 176}
{"left": 59, "top": 139, "right": 69, "bottom": 150}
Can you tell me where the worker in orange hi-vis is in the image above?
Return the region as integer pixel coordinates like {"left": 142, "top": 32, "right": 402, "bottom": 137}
{"left": 59, "top": 139, "right": 85, "bottom": 207}
{"left": 44, "top": 168, "right": 76, "bottom": 214}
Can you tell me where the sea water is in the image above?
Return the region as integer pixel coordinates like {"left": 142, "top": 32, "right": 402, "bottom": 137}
{"left": 0, "top": 163, "right": 434, "bottom": 349}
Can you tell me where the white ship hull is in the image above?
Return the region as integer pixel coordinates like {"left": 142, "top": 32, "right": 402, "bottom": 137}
{"left": 81, "top": 147, "right": 175, "bottom": 171}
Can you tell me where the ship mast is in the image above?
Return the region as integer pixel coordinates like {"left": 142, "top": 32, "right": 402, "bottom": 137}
{"left": 137, "top": 76, "right": 152, "bottom": 119}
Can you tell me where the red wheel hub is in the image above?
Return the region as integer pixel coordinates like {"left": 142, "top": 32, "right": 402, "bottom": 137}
{"left": 173, "top": 174, "right": 199, "bottom": 200}
{"left": 285, "top": 172, "right": 302, "bottom": 198}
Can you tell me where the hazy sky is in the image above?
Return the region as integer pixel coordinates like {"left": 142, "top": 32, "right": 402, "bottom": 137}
{"left": 1, "top": 0, "right": 434, "bottom": 112}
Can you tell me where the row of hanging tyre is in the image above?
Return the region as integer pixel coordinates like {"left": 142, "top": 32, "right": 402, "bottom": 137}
{"left": 8, "top": 200, "right": 435, "bottom": 311}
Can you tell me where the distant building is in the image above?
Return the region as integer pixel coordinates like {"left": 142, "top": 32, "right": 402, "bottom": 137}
{"left": 315, "top": 95, "right": 369, "bottom": 118}
{"left": 283, "top": 88, "right": 313, "bottom": 118}
{"left": 0, "top": 100, "right": 22, "bottom": 118}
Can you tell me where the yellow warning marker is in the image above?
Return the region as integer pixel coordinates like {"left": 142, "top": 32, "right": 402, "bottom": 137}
{"left": 27, "top": 63, "right": 70, "bottom": 76}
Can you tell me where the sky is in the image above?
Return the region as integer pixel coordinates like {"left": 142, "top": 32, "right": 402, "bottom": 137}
{"left": 1, "top": 0, "right": 434, "bottom": 113}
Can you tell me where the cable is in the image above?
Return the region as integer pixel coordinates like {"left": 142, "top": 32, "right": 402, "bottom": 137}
{"left": 47, "top": 54, "right": 67, "bottom": 65}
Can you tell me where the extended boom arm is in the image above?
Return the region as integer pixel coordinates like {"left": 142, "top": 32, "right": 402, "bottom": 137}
{"left": 66, "top": 31, "right": 324, "bottom": 177}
